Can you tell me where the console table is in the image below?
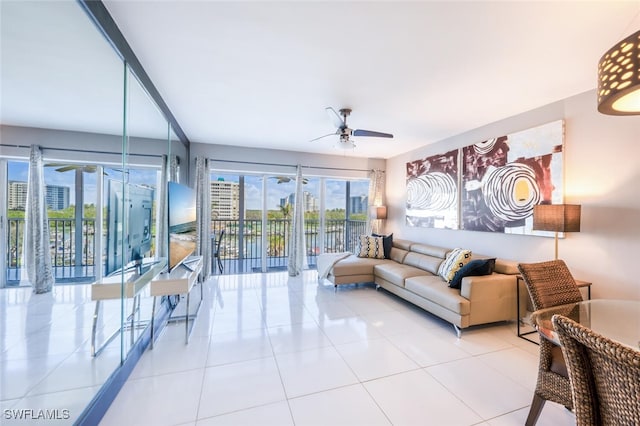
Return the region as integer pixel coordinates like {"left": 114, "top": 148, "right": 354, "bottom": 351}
{"left": 149, "top": 256, "right": 203, "bottom": 347}
{"left": 516, "top": 276, "right": 592, "bottom": 344}
{"left": 90, "top": 259, "right": 166, "bottom": 357}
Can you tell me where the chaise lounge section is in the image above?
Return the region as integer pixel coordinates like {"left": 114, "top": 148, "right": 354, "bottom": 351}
{"left": 322, "top": 238, "right": 519, "bottom": 336}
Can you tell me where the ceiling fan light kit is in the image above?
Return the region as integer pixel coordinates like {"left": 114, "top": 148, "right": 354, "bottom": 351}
{"left": 310, "top": 107, "right": 394, "bottom": 149}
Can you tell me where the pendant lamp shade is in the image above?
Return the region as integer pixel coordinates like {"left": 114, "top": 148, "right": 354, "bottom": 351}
{"left": 597, "top": 29, "right": 640, "bottom": 115}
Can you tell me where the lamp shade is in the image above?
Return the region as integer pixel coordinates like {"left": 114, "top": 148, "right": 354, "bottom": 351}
{"left": 370, "top": 205, "right": 387, "bottom": 220}
{"left": 597, "top": 30, "right": 640, "bottom": 115}
{"left": 532, "top": 204, "right": 581, "bottom": 233}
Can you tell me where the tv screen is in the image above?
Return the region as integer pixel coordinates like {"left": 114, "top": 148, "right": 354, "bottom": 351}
{"left": 168, "top": 181, "right": 197, "bottom": 272}
{"left": 105, "top": 180, "right": 154, "bottom": 276}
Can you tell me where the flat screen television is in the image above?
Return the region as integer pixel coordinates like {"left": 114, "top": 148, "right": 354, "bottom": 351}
{"left": 168, "top": 181, "right": 197, "bottom": 272}
{"left": 105, "top": 180, "right": 154, "bottom": 276}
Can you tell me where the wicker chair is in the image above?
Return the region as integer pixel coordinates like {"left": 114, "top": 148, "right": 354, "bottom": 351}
{"left": 552, "top": 314, "right": 640, "bottom": 425}
{"left": 518, "top": 260, "right": 584, "bottom": 425}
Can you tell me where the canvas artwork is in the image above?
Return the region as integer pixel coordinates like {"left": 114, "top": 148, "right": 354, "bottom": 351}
{"left": 461, "top": 120, "right": 564, "bottom": 234}
{"left": 406, "top": 149, "right": 459, "bottom": 229}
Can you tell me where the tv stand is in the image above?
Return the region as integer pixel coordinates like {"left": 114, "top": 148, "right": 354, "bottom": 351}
{"left": 90, "top": 258, "right": 166, "bottom": 357}
{"left": 178, "top": 257, "right": 200, "bottom": 272}
{"left": 150, "top": 255, "right": 203, "bottom": 347}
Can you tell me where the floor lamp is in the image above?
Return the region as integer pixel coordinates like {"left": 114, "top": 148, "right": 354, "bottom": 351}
{"left": 370, "top": 205, "right": 387, "bottom": 234}
{"left": 532, "top": 204, "right": 581, "bottom": 259}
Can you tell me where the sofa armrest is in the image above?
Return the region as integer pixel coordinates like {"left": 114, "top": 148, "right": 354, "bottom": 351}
{"left": 460, "top": 273, "right": 516, "bottom": 301}
{"left": 460, "top": 273, "right": 517, "bottom": 325}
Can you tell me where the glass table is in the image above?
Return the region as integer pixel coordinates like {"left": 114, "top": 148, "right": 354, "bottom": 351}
{"left": 533, "top": 299, "right": 640, "bottom": 350}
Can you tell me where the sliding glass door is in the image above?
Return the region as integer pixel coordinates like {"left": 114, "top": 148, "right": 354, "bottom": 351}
{"left": 210, "top": 170, "right": 367, "bottom": 274}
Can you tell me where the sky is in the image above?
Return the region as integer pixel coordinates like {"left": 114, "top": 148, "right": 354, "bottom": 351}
{"left": 8, "top": 161, "right": 158, "bottom": 205}
{"left": 213, "top": 173, "right": 369, "bottom": 211}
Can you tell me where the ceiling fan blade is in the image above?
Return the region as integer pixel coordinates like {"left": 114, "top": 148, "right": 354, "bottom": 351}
{"left": 325, "top": 107, "right": 345, "bottom": 128}
{"left": 352, "top": 129, "right": 394, "bottom": 138}
{"left": 309, "top": 132, "right": 337, "bottom": 142}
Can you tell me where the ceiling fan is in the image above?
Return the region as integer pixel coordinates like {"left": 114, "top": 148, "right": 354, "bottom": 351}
{"left": 311, "top": 107, "right": 393, "bottom": 149}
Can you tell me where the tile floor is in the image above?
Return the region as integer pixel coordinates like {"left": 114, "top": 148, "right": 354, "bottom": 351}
{"left": 1, "top": 283, "right": 154, "bottom": 424}
{"left": 95, "top": 271, "right": 575, "bottom": 426}
{"left": 1, "top": 271, "right": 576, "bottom": 425}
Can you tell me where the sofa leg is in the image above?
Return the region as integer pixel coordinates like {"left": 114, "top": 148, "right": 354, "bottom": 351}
{"left": 453, "top": 324, "right": 461, "bottom": 338}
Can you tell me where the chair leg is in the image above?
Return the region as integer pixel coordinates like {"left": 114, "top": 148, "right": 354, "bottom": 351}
{"left": 217, "top": 257, "right": 223, "bottom": 273}
{"left": 525, "top": 394, "right": 546, "bottom": 426}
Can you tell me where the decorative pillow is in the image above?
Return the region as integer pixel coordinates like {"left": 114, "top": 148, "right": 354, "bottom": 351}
{"left": 357, "top": 235, "right": 385, "bottom": 259}
{"left": 372, "top": 233, "right": 393, "bottom": 259}
{"left": 448, "top": 258, "right": 496, "bottom": 289}
{"left": 437, "top": 248, "right": 472, "bottom": 283}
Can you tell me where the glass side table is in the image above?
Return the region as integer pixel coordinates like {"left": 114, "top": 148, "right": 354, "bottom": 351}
{"left": 516, "top": 276, "right": 592, "bottom": 344}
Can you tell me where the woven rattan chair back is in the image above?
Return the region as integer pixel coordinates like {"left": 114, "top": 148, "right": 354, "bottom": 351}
{"left": 518, "top": 260, "right": 583, "bottom": 311}
{"left": 518, "top": 259, "right": 584, "bottom": 425}
{"left": 553, "top": 314, "right": 640, "bottom": 426}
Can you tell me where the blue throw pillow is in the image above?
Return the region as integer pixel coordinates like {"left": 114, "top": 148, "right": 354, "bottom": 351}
{"left": 372, "top": 233, "right": 393, "bottom": 259}
{"left": 448, "top": 258, "right": 496, "bottom": 289}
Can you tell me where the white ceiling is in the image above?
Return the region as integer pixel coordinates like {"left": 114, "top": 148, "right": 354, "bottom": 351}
{"left": 3, "top": 1, "right": 640, "bottom": 160}
{"left": 102, "top": 0, "right": 640, "bottom": 159}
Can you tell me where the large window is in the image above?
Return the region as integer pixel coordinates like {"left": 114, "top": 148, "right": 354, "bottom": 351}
{"left": 210, "top": 170, "right": 367, "bottom": 274}
{"left": 3, "top": 160, "right": 159, "bottom": 286}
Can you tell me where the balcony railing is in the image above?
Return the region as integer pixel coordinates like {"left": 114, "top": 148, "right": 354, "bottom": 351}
{"left": 6, "top": 218, "right": 96, "bottom": 285}
{"left": 210, "top": 219, "right": 368, "bottom": 274}
{"left": 5, "top": 217, "right": 368, "bottom": 285}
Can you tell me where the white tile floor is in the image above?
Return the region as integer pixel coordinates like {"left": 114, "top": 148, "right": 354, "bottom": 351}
{"left": 98, "top": 271, "right": 575, "bottom": 426}
{"left": 1, "top": 271, "right": 576, "bottom": 425}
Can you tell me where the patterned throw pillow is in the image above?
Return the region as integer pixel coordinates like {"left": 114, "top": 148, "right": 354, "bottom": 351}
{"left": 438, "top": 248, "right": 472, "bottom": 283}
{"left": 357, "top": 235, "right": 385, "bottom": 259}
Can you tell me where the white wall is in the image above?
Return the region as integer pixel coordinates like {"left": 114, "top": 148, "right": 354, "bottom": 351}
{"left": 385, "top": 90, "right": 640, "bottom": 300}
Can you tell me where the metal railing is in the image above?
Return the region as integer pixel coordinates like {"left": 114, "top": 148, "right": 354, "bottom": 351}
{"left": 210, "top": 218, "right": 368, "bottom": 274}
{"left": 5, "top": 217, "right": 368, "bottom": 284}
{"left": 6, "top": 218, "right": 96, "bottom": 285}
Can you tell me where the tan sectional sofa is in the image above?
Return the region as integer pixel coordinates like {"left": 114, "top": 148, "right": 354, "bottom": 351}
{"left": 324, "top": 238, "right": 519, "bottom": 336}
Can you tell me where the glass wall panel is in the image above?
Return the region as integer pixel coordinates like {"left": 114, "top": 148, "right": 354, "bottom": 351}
{"left": 210, "top": 173, "right": 264, "bottom": 274}
{"left": 0, "top": 0, "right": 129, "bottom": 420}
{"left": 324, "top": 179, "right": 347, "bottom": 252}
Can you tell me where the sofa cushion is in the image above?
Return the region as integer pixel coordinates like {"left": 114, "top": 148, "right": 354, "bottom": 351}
{"left": 448, "top": 258, "right": 496, "bottom": 289}
{"left": 392, "top": 239, "right": 413, "bottom": 250}
{"left": 438, "top": 248, "right": 472, "bottom": 282}
{"left": 389, "top": 247, "right": 409, "bottom": 263}
{"left": 331, "top": 255, "right": 388, "bottom": 277}
{"left": 357, "top": 235, "right": 385, "bottom": 259}
{"left": 403, "top": 252, "right": 443, "bottom": 275}
{"left": 374, "top": 263, "right": 429, "bottom": 287}
{"left": 405, "top": 275, "right": 471, "bottom": 315}
{"left": 410, "top": 244, "right": 449, "bottom": 259}
{"left": 372, "top": 233, "right": 393, "bottom": 259}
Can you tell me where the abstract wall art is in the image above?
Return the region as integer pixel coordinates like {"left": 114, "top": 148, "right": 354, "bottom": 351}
{"left": 406, "top": 149, "right": 459, "bottom": 229}
{"left": 460, "top": 120, "right": 564, "bottom": 234}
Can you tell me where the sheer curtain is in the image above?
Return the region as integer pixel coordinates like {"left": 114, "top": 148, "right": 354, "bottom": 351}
{"left": 195, "top": 156, "right": 211, "bottom": 280}
{"left": 155, "top": 154, "right": 178, "bottom": 261}
{"left": 24, "top": 145, "right": 55, "bottom": 293}
{"left": 368, "top": 169, "right": 385, "bottom": 234}
{"left": 288, "top": 165, "right": 307, "bottom": 276}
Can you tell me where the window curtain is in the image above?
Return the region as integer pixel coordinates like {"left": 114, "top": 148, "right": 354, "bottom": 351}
{"left": 195, "top": 156, "right": 211, "bottom": 280}
{"left": 24, "top": 145, "right": 55, "bottom": 293}
{"left": 367, "top": 169, "right": 385, "bottom": 234}
{"left": 168, "top": 154, "right": 178, "bottom": 182}
{"left": 288, "top": 165, "right": 307, "bottom": 276}
{"left": 155, "top": 154, "right": 178, "bottom": 261}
